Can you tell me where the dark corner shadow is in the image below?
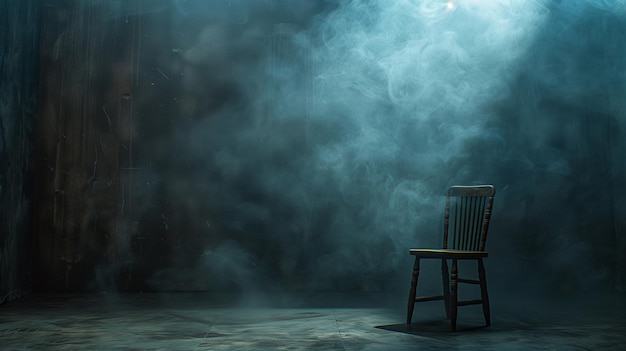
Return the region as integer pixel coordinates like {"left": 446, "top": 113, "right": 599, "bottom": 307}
{"left": 376, "top": 320, "right": 492, "bottom": 336}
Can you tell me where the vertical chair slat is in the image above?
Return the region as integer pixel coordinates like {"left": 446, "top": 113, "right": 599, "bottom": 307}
{"left": 443, "top": 195, "right": 450, "bottom": 249}
{"left": 470, "top": 197, "right": 478, "bottom": 250}
{"left": 462, "top": 197, "right": 467, "bottom": 249}
{"left": 454, "top": 198, "right": 460, "bottom": 249}
{"left": 470, "top": 197, "right": 484, "bottom": 250}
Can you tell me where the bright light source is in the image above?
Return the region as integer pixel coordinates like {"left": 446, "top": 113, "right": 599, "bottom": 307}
{"left": 446, "top": 0, "right": 456, "bottom": 12}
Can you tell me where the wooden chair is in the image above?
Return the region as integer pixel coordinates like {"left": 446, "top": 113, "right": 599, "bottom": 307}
{"left": 406, "top": 185, "right": 495, "bottom": 331}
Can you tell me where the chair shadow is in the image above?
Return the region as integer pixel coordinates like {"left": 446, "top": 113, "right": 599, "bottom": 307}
{"left": 376, "top": 320, "right": 490, "bottom": 336}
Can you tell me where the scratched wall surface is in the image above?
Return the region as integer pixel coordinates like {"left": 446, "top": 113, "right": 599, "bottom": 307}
{"left": 34, "top": 0, "right": 153, "bottom": 291}
{"left": 0, "top": 0, "right": 40, "bottom": 303}
{"left": 33, "top": 0, "right": 626, "bottom": 294}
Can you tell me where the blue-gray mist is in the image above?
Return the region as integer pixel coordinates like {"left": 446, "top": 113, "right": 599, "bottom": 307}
{"left": 118, "top": 0, "right": 626, "bottom": 297}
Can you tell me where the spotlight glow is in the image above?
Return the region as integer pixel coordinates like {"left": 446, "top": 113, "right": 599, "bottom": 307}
{"left": 446, "top": 0, "right": 456, "bottom": 12}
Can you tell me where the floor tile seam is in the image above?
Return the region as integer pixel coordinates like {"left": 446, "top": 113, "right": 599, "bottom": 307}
{"left": 332, "top": 309, "right": 349, "bottom": 351}
{"left": 155, "top": 308, "right": 225, "bottom": 350}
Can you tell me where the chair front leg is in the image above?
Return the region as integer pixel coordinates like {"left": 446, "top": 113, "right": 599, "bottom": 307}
{"left": 450, "top": 258, "right": 458, "bottom": 331}
{"left": 406, "top": 257, "right": 420, "bottom": 324}
{"left": 441, "top": 258, "right": 450, "bottom": 319}
{"left": 478, "top": 258, "right": 491, "bottom": 326}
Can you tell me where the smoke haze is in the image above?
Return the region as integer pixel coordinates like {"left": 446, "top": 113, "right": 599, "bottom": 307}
{"left": 101, "top": 0, "right": 626, "bottom": 296}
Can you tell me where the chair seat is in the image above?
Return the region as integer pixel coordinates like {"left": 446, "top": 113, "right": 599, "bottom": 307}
{"left": 409, "top": 249, "right": 488, "bottom": 259}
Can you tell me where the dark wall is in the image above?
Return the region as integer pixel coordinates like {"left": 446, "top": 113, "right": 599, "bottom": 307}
{"left": 33, "top": 0, "right": 148, "bottom": 292}
{"left": 474, "top": 4, "right": 626, "bottom": 292}
{"left": 0, "top": 0, "right": 41, "bottom": 303}
{"left": 33, "top": 0, "right": 626, "bottom": 294}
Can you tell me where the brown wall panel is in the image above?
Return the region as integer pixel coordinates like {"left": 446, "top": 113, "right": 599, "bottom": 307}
{"left": 34, "top": 0, "right": 141, "bottom": 291}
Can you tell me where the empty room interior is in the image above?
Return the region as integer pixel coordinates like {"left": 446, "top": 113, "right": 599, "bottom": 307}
{"left": 1, "top": 0, "right": 626, "bottom": 350}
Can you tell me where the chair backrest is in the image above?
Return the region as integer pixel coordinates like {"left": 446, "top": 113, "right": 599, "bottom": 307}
{"left": 443, "top": 185, "right": 495, "bottom": 251}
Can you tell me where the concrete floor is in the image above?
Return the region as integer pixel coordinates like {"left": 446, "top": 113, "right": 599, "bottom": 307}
{"left": 0, "top": 291, "right": 624, "bottom": 350}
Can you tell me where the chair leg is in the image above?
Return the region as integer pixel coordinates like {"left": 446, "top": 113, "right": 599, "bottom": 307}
{"left": 406, "top": 257, "right": 420, "bottom": 324}
{"left": 441, "top": 259, "right": 450, "bottom": 319}
{"left": 450, "top": 259, "right": 458, "bottom": 331}
{"left": 478, "top": 258, "right": 491, "bottom": 326}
